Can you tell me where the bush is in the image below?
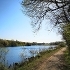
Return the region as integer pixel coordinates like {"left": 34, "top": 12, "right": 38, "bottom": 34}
{"left": 58, "top": 42, "right": 66, "bottom": 47}
{"left": 64, "top": 50, "right": 70, "bottom": 70}
{"left": 0, "top": 64, "right": 8, "bottom": 70}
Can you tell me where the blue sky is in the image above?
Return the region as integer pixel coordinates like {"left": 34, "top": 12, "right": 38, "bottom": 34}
{"left": 0, "top": 0, "right": 62, "bottom": 43}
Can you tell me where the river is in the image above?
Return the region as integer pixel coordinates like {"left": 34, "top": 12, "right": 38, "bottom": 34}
{"left": 0, "top": 45, "right": 56, "bottom": 66}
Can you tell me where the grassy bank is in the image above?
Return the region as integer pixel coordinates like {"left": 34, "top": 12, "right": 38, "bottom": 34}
{"left": 15, "top": 46, "right": 63, "bottom": 70}
{"left": 0, "top": 46, "right": 64, "bottom": 70}
{"left": 63, "top": 49, "right": 70, "bottom": 70}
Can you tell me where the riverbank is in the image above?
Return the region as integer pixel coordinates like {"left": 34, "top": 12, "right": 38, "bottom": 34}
{"left": 15, "top": 46, "right": 64, "bottom": 70}
{"left": 0, "top": 46, "right": 66, "bottom": 70}
{"left": 0, "top": 39, "right": 65, "bottom": 47}
{"left": 63, "top": 49, "right": 70, "bottom": 70}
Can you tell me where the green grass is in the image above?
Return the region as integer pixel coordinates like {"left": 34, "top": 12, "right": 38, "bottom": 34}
{"left": 0, "top": 64, "right": 9, "bottom": 70}
{"left": 63, "top": 50, "right": 70, "bottom": 70}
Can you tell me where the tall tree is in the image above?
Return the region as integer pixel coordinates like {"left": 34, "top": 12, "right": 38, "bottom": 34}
{"left": 22, "top": 0, "right": 70, "bottom": 31}
{"left": 61, "top": 23, "right": 70, "bottom": 54}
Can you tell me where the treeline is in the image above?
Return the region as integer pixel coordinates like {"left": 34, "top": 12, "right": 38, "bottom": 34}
{"left": 0, "top": 39, "right": 25, "bottom": 47}
{"left": 0, "top": 39, "right": 65, "bottom": 47}
{"left": 49, "top": 41, "right": 65, "bottom": 45}
{"left": 0, "top": 39, "right": 46, "bottom": 47}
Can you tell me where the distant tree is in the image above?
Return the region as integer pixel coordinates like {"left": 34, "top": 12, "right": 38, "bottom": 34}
{"left": 22, "top": 0, "right": 70, "bottom": 31}
{"left": 0, "top": 44, "right": 4, "bottom": 47}
{"left": 26, "top": 42, "right": 31, "bottom": 46}
{"left": 0, "top": 39, "right": 4, "bottom": 47}
{"left": 10, "top": 40, "right": 18, "bottom": 47}
{"left": 3, "top": 40, "right": 9, "bottom": 47}
{"left": 58, "top": 42, "right": 66, "bottom": 47}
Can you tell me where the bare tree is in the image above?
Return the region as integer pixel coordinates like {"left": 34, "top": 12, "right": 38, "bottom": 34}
{"left": 21, "top": 0, "right": 70, "bottom": 31}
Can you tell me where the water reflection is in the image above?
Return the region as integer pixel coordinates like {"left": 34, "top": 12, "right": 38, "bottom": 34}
{"left": 20, "top": 48, "right": 27, "bottom": 62}
{"left": 20, "top": 45, "right": 55, "bottom": 63}
{"left": 0, "top": 45, "right": 55, "bottom": 66}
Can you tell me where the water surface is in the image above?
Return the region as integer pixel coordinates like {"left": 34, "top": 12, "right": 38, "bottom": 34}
{"left": 0, "top": 45, "right": 56, "bottom": 66}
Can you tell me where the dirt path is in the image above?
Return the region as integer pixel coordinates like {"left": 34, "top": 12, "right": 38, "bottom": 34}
{"left": 37, "top": 47, "right": 66, "bottom": 70}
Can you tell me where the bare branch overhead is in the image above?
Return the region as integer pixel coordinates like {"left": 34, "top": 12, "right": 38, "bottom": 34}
{"left": 21, "top": 0, "right": 70, "bottom": 30}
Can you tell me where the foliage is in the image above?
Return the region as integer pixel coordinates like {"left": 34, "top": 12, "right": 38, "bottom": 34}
{"left": 58, "top": 42, "right": 66, "bottom": 47}
{"left": 21, "top": 0, "right": 70, "bottom": 31}
{"left": 64, "top": 50, "right": 70, "bottom": 70}
{"left": 0, "top": 39, "right": 33, "bottom": 47}
{"left": 0, "top": 39, "right": 65, "bottom": 47}
{"left": 61, "top": 23, "right": 70, "bottom": 54}
{"left": 0, "top": 39, "right": 25, "bottom": 47}
{"left": 0, "top": 64, "right": 9, "bottom": 70}
{"left": 0, "top": 39, "right": 45, "bottom": 47}
{"left": 49, "top": 41, "right": 65, "bottom": 45}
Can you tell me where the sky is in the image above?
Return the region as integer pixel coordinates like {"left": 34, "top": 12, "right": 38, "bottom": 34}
{"left": 0, "top": 0, "right": 62, "bottom": 43}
